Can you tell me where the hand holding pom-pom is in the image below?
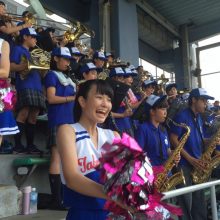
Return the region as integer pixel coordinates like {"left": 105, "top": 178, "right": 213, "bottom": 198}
{"left": 98, "top": 133, "right": 182, "bottom": 220}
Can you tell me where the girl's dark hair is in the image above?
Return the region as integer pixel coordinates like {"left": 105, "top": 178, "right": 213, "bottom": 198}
{"left": 145, "top": 98, "right": 168, "bottom": 121}
{"left": 0, "top": 1, "right": 5, "bottom": 6}
{"left": 50, "top": 55, "right": 59, "bottom": 70}
{"left": 188, "top": 96, "right": 199, "bottom": 106}
{"left": 153, "top": 98, "right": 169, "bottom": 109}
{"left": 74, "top": 79, "right": 114, "bottom": 122}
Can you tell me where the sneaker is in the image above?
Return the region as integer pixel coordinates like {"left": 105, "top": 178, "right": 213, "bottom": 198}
{"left": 13, "top": 145, "right": 27, "bottom": 154}
{"left": 27, "top": 145, "right": 44, "bottom": 155}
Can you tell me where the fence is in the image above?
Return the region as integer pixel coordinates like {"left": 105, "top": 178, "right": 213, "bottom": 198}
{"left": 162, "top": 179, "right": 220, "bottom": 220}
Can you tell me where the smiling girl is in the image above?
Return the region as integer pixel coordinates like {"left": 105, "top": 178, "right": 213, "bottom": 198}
{"left": 57, "top": 79, "right": 122, "bottom": 219}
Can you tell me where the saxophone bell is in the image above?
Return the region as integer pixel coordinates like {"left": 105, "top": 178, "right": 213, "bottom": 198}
{"left": 155, "top": 118, "right": 190, "bottom": 192}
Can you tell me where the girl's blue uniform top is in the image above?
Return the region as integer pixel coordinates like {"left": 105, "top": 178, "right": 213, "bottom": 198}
{"left": 60, "top": 123, "right": 115, "bottom": 220}
{"left": 135, "top": 121, "right": 170, "bottom": 166}
{"left": 44, "top": 71, "right": 76, "bottom": 128}
{"left": 170, "top": 108, "right": 204, "bottom": 166}
{"left": 10, "top": 46, "right": 42, "bottom": 92}
{"left": 114, "top": 106, "right": 132, "bottom": 131}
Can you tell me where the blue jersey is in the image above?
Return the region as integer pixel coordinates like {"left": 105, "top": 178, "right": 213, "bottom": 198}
{"left": 60, "top": 123, "right": 115, "bottom": 211}
{"left": 135, "top": 121, "right": 170, "bottom": 166}
{"left": 44, "top": 71, "right": 76, "bottom": 128}
{"left": 10, "top": 46, "right": 42, "bottom": 91}
{"left": 113, "top": 106, "right": 132, "bottom": 131}
{"left": 170, "top": 107, "right": 204, "bottom": 166}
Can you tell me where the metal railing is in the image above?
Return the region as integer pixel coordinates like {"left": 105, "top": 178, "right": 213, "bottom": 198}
{"left": 162, "top": 179, "right": 220, "bottom": 220}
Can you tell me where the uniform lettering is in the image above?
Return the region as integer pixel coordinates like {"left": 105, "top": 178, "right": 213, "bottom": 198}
{"left": 78, "top": 154, "right": 100, "bottom": 173}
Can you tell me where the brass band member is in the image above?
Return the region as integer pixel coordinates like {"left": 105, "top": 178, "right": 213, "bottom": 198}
{"left": 44, "top": 47, "right": 76, "bottom": 209}
{"left": 109, "top": 67, "right": 133, "bottom": 136}
{"left": 169, "top": 88, "right": 214, "bottom": 220}
{"left": 165, "top": 83, "right": 178, "bottom": 105}
{"left": 0, "top": 2, "right": 31, "bottom": 52}
{"left": 10, "top": 28, "right": 46, "bottom": 154}
{"left": 93, "top": 51, "right": 106, "bottom": 74}
{"left": 135, "top": 95, "right": 180, "bottom": 167}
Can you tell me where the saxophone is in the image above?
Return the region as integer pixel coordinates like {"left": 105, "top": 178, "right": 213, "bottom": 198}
{"left": 191, "top": 127, "right": 220, "bottom": 184}
{"left": 154, "top": 118, "right": 190, "bottom": 192}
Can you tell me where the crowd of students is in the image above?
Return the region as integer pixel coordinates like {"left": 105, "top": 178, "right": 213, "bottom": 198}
{"left": 1, "top": 1, "right": 220, "bottom": 219}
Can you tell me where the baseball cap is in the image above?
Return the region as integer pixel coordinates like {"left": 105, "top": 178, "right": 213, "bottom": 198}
{"left": 105, "top": 52, "right": 114, "bottom": 58}
{"left": 124, "top": 67, "right": 137, "bottom": 77}
{"left": 20, "top": 27, "right": 38, "bottom": 37}
{"left": 145, "top": 94, "right": 167, "bottom": 111}
{"left": 80, "top": 62, "right": 97, "bottom": 74}
{"left": 189, "top": 88, "right": 214, "bottom": 100}
{"left": 52, "top": 47, "right": 72, "bottom": 59}
{"left": 128, "top": 65, "right": 138, "bottom": 74}
{"left": 93, "top": 51, "right": 107, "bottom": 61}
{"left": 165, "top": 83, "right": 177, "bottom": 93}
{"left": 70, "top": 47, "right": 84, "bottom": 56}
{"left": 142, "top": 79, "right": 157, "bottom": 88}
{"left": 109, "top": 67, "right": 125, "bottom": 78}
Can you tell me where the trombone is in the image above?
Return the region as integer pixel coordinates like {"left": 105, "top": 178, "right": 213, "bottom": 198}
{"left": 1, "top": 13, "right": 36, "bottom": 26}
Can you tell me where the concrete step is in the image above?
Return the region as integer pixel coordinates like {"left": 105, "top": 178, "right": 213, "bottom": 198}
{"left": 0, "top": 185, "right": 19, "bottom": 218}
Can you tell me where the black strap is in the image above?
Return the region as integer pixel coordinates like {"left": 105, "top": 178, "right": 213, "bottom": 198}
{"left": 189, "top": 108, "right": 205, "bottom": 152}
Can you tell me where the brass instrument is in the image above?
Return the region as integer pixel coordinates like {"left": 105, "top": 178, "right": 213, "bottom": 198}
{"left": 108, "top": 58, "right": 127, "bottom": 70}
{"left": 63, "top": 21, "right": 95, "bottom": 43}
{"left": 157, "top": 74, "right": 169, "bottom": 85}
{"left": 97, "top": 71, "right": 108, "bottom": 80}
{"left": 137, "top": 71, "right": 153, "bottom": 98}
{"left": 141, "top": 71, "right": 152, "bottom": 82}
{"left": 191, "top": 127, "right": 220, "bottom": 184}
{"left": 154, "top": 118, "right": 190, "bottom": 192}
{"left": 3, "top": 13, "right": 36, "bottom": 26}
{"left": 20, "top": 48, "right": 51, "bottom": 80}
{"left": 155, "top": 74, "right": 169, "bottom": 95}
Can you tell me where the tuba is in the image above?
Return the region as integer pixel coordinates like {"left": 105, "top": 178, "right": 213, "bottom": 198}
{"left": 154, "top": 118, "right": 190, "bottom": 192}
{"left": 63, "top": 22, "right": 95, "bottom": 43}
{"left": 191, "top": 126, "right": 220, "bottom": 184}
{"left": 19, "top": 48, "right": 51, "bottom": 80}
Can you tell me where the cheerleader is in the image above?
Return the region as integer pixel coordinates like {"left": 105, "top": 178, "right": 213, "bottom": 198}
{"left": 0, "top": 38, "right": 19, "bottom": 153}
{"left": 57, "top": 80, "right": 128, "bottom": 220}
{"left": 44, "top": 47, "right": 76, "bottom": 209}
{"left": 10, "top": 28, "right": 46, "bottom": 154}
